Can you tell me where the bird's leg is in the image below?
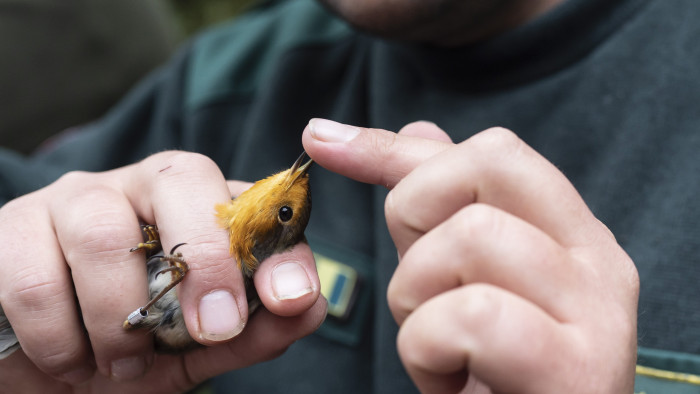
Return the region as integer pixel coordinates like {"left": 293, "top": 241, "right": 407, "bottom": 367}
{"left": 145, "top": 243, "right": 189, "bottom": 309}
{"left": 129, "top": 224, "right": 162, "bottom": 254}
{"left": 124, "top": 242, "right": 189, "bottom": 330}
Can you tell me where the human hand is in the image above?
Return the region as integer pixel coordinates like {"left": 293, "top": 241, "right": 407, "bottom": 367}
{"left": 0, "top": 151, "right": 325, "bottom": 393}
{"left": 303, "top": 119, "right": 639, "bottom": 393}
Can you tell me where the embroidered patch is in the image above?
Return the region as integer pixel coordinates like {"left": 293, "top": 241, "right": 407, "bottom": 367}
{"left": 308, "top": 235, "right": 373, "bottom": 346}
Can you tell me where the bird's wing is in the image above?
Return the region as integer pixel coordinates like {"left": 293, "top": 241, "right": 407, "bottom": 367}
{"left": 0, "top": 304, "right": 20, "bottom": 359}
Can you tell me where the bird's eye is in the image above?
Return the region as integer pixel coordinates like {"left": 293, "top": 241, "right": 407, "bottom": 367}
{"left": 278, "top": 206, "right": 293, "bottom": 222}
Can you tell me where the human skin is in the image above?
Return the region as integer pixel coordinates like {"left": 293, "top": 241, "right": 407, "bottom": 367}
{"left": 302, "top": 119, "right": 639, "bottom": 393}
{"left": 317, "top": 0, "right": 563, "bottom": 46}
{"left": 0, "top": 152, "right": 325, "bottom": 393}
{"left": 0, "top": 119, "right": 639, "bottom": 393}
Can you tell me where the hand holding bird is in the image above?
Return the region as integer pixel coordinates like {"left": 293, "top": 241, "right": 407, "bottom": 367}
{"left": 123, "top": 153, "right": 314, "bottom": 351}
{"left": 0, "top": 150, "right": 323, "bottom": 392}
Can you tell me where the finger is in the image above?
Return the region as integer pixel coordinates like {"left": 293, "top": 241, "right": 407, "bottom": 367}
{"left": 385, "top": 127, "right": 608, "bottom": 254}
{"left": 0, "top": 193, "right": 95, "bottom": 384}
{"left": 94, "top": 295, "right": 327, "bottom": 393}
{"left": 305, "top": 120, "right": 606, "bottom": 250}
{"left": 254, "top": 242, "right": 321, "bottom": 317}
{"left": 388, "top": 203, "right": 581, "bottom": 326}
{"left": 227, "top": 180, "right": 253, "bottom": 198}
{"left": 0, "top": 349, "right": 70, "bottom": 393}
{"left": 181, "top": 295, "right": 328, "bottom": 386}
{"left": 397, "top": 284, "right": 574, "bottom": 394}
{"left": 48, "top": 172, "right": 154, "bottom": 381}
{"left": 122, "top": 151, "right": 247, "bottom": 345}
{"left": 302, "top": 118, "right": 452, "bottom": 188}
{"left": 397, "top": 121, "right": 454, "bottom": 143}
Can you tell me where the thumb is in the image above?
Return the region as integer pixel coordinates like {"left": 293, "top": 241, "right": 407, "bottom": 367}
{"left": 302, "top": 118, "right": 452, "bottom": 189}
{"left": 182, "top": 293, "right": 328, "bottom": 385}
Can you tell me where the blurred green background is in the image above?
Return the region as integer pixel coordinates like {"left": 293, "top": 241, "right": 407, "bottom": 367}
{"left": 171, "top": 0, "right": 259, "bottom": 36}
{"left": 0, "top": 0, "right": 266, "bottom": 153}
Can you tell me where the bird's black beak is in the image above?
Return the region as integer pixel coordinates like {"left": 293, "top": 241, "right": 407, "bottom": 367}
{"left": 290, "top": 151, "right": 314, "bottom": 176}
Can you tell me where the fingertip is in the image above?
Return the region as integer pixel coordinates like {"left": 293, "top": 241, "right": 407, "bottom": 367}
{"left": 181, "top": 291, "right": 329, "bottom": 382}
{"left": 301, "top": 119, "right": 356, "bottom": 168}
{"left": 169, "top": 242, "right": 249, "bottom": 346}
{"left": 254, "top": 243, "right": 320, "bottom": 317}
{"left": 303, "top": 118, "right": 452, "bottom": 188}
{"left": 108, "top": 354, "right": 151, "bottom": 382}
{"left": 307, "top": 118, "right": 361, "bottom": 143}
{"left": 196, "top": 289, "right": 246, "bottom": 343}
{"left": 271, "top": 262, "right": 314, "bottom": 301}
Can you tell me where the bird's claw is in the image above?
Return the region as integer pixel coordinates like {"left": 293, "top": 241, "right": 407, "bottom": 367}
{"left": 124, "top": 227, "right": 189, "bottom": 330}
{"left": 130, "top": 224, "right": 162, "bottom": 254}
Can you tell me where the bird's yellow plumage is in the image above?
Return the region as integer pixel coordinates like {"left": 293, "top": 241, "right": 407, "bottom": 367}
{"left": 215, "top": 154, "right": 313, "bottom": 277}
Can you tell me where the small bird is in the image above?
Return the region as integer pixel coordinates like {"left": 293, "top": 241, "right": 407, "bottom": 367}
{"left": 0, "top": 152, "right": 313, "bottom": 358}
{"left": 123, "top": 152, "right": 313, "bottom": 351}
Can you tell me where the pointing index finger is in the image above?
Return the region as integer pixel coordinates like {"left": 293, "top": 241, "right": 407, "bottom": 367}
{"left": 304, "top": 119, "right": 608, "bottom": 251}
{"left": 302, "top": 118, "right": 452, "bottom": 189}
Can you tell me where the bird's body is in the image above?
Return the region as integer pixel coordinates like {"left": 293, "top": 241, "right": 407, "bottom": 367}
{"left": 140, "top": 251, "right": 195, "bottom": 350}
{"left": 124, "top": 153, "right": 313, "bottom": 351}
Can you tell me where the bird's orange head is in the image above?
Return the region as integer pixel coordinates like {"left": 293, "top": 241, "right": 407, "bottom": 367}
{"left": 215, "top": 152, "right": 313, "bottom": 277}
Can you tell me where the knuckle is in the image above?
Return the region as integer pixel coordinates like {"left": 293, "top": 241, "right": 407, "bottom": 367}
{"left": 34, "top": 345, "right": 86, "bottom": 376}
{"left": 4, "top": 272, "right": 89, "bottom": 375}
{"left": 475, "top": 126, "right": 519, "bottom": 145}
{"left": 470, "top": 126, "right": 526, "bottom": 159}
{"left": 0, "top": 194, "right": 34, "bottom": 221}
{"left": 384, "top": 188, "right": 424, "bottom": 239}
{"left": 188, "top": 253, "right": 232, "bottom": 279}
{"left": 386, "top": 276, "right": 412, "bottom": 323}
{"left": 396, "top": 323, "right": 421, "bottom": 367}
{"left": 142, "top": 149, "right": 184, "bottom": 165}
{"left": 459, "top": 284, "right": 502, "bottom": 324}
{"left": 451, "top": 203, "right": 503, "bottom": 243}
{"left": 57, "top": 187, "right": 135, "bottom": 262}
{"left": 54, "top": 171, "right": 123, "bottom": 206}
{"left": 141, "top": 151, "right": 225, "bottom": 194}
{"left": 182, "top": 239, "right": 237, "bottom": 280}
{"left": 169, "top": 151, "right": 219, "bottom": 173}
{"left": 0, "top": 187, "right": 51, "bottom": 223}
{"left": 396, "top": 305, "right": 440, "bottom": 371}
{"left": 55, "top": 170, "right": 93, "bottom": 189}
{"left": 68, "top": 219, "right": 133, "bottom": 261}
{"left": 383, "top": 190, "right": 400, "bottom": 228}
{"left": 0, "top": 194, "right": 24, "bottom": 213}
{"left": 8, "top": 268, "right": 66, "bottom": 308}
{"left": 149, "top": 151, "right": 221, "bottom": 178}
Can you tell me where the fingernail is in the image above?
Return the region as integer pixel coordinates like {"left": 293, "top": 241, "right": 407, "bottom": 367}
{"left": 110, "top": 356, "right": 146, "bottom": 381}
{"left": 60, "top": 365, "right": 94, "bottom": 385}
{"left": 309, "top": 118, "right": 360, "bottom": 143}
{"left": 198, "top": 290, "right": 244, "bottom": 341}
{"left": 272, "top": 262, "right": 313, "bottom": 300}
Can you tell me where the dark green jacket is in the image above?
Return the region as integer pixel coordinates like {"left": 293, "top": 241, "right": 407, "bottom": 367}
{"left": 1, "top": 0, "right": 699, "bottom": 391}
